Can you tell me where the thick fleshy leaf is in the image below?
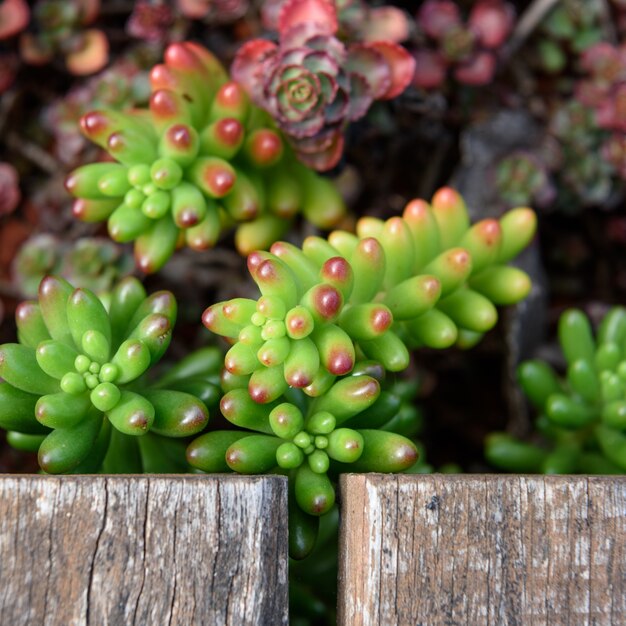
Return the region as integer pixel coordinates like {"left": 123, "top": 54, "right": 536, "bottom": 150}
{"left": 66, "top": 29, "right": 109, "bottom": 76}
{"left": 292, "top": 129, "right": 344, "bottom": 172}
{"left": 278, "top": 0, "right": 338, "bottom": 38}
{"left": 231, "top": 39, "right": 278, "bottom": 102}
{"left": 367, "top": 41, "right": 416, "bottom": 100}
{"left": 417, "top": 0, "right": 461, "bottom": 39}
{"left": 345, "top": 44, "right": 391, "bottom": 100}
{"left": 454, "top": 51, "right": 496, "bottom": 86}
{"left": 468, "top": 0, "right": 515, "bottom": 49}
{"left": 360, "top": 6, "right": 410, "bottom": 43}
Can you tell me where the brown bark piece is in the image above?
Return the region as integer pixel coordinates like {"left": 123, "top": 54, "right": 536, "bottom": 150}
{"left": 338, "top": 474, "right": 625, "bottom": 626}
{"left": 0, "top": 474, "right": 288, "bottom": 625}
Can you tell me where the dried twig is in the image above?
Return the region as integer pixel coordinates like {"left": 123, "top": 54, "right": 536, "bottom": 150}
{"left": 500, "top": 0, "right": 561, "bottom": 64}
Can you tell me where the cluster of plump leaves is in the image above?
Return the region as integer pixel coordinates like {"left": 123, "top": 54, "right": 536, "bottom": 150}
{"left": 412, "top": 0, "right": 515, "bottom": 89}
{"left": 232, "top": 0, "right": 415, "bottom": 171}
{"left": 189, "top": 186, "right": 536, "bottom": 557}
{"left": 0, "top": 275, "right": 219, "bottom": 474}
{"left": 13, "top": 234, "right": 134, "bottom": 298}
{"left": 65, "top": 41, "right": 346, "bottom": 272}
{"left": 19, "top": 0, "right": 109, "bottom": 76}
{"left": 487, "top": 307, "right": 626, "bottom": 475}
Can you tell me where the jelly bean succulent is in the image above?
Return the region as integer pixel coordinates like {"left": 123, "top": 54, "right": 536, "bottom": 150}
{"left": 232, "top": 0, "right": 415, "bottom": 170}
{"left": 65, "top": 41, "right": 346, "bottom": 271}
{"left": 0, "top": 276, "right": 217, "bottom": 474}
{"left": 486, "top": 307, "right": 626, "bottom": 474}
{"left": 188, "top": 186, "right": 536, "bottom": 557}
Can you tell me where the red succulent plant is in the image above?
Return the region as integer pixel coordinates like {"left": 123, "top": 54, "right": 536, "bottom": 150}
{"left": 413, "top": 0, "right": 515, "bottom": 89}
{"left": 233, "top": 0, "right": 415, "bottom": 170}
{"left": 0, "top": 163, "right": 21, "bottom": 216}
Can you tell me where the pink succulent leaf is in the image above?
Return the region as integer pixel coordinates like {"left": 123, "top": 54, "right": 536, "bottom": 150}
{"left": 468, "top": 0, "right": 515, "bottom": 49}
{"left": 454, "top": 50, "right": 496, "bottom": 85}
{"left": 302, "top": 49, "right": 340, "bottom": 76}
{"left": 366, "top": 41, "right": 415, "bottom": 99}
{"left": 316, "top": 71, "right": 339, "bottom": 102}
{"left": 359, "top": 6, "right": 410, "bottom": 43}
{"left": 66, "top": 29, "right": 109, "bottom": 76}
{"left": 412, "top": 48, "right": 447, "bottom": 89}
{"left": 345, "top": 44, "right": 391, "bottom": 100}
{"left": 302, "top": 33, "right": 347, "bottom": 65}
{"left": 278, "top": 47, "right": 310, "bottom": 67}
{"left": 0, "top": 162, "right": 21, "bottom": 216}
{"left": 346, "top": 72, "right": 373, "bottom": 120}
{"left": 231, "top": 39, "right": 278, "bottom": 102}
{"left": 417, "top": 0, "right": 461, "bottom": 40}
{"left": 278, "top": 0, "right": 338, "bottom": 38}
{"left": 324, "top": 88, "right": 349, "bottom": 124}
{"left": 0, "top": 0, "right": 29, "bottom": 40}
{"left": 602, "top": 133, "right": 626, "bottom": 178}
{"left": 291, "top": 128, "right": 344, "bottom": 170}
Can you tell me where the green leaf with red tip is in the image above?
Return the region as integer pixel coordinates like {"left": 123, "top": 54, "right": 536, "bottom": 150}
{"left": 219, "top": 389, "right": 275, "bottom": 433}
{"left": 38, "top": 410, "right": 103, "bottom": 474}
{"left": 16, "top": 301, "right": 51, "bottom": 348}
{"left": 186, "top": 430, "right": 253, "bottom": 473}
{"left": 38, "top": 276, "right": 74, "bottom": 346}
{"left": 311, "top": 324, "right": 355, "bottom": 376}
{"left": 497, "top": 207, "right": 537, "bottom": 264}
{"left": 134, "top": 215, "right": 179, "bottom": 274}
{"left": 36, "top": 391, "right": 92, "bottom": 429}
{"left": 225, "top": 434, "right": 281, "bottom": 474}
{"left": 284, "top": 337, "right": 320, "bottom": 388}
{"left": 143, "top": 389, "right": 209, "bottom": 437}
{"left": 127, "top": 313, "right": 172, "bottom": 364}
{"left": 35, "top": 340, "right": 79, "bottom": 380}
{"left": 402, "top": 199, "right": 441, "bottom": 271}
{"left": 0, "top": 344, "right": 60, "bottom": 395}
{"left": 310, "top": 375, "right": 380, "bottom": 424}
{"left": 430, "top": 187, "right": 470, "bottom": 249}
{"left": 108, "top": 277, "right": 148, "bottom": 346}
{"left": 106, "top": 390, "right": 155, "bottom": 436}
{"left": 108, "top": 202, "right": 153, "bottom": 243}
{"left": 66, "top": 287, "right": 111, "bottom": 350}
{"left": 248, "top": 365, "right": 289, "bottom": 404}
{"left": 339, "top": 303, "right": 393, "bottom": 340}
{"left": 294, "top": 464, "right": 335, "bottom": 516}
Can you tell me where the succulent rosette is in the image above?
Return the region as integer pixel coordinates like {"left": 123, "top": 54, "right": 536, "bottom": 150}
{"left": 19, "top": 0, "right": 109, "bottom": 75}
{"left": 486, "top": 307, "right": 626, "bottom": 475}
{"left": 413, "top": 0, "right": 515, "bottom": 89}
{"left": 66, "top": 41, "right": 346, "bottom": 271}
{"left": 189, "top": 187, "right": 537, "bottom": 557}
{"left": 12, "top": 235, "right": 134, "bottom": 298}
{"left": 232, "top": 0, "right": 415, "bottom": 170}
{"left": 0, "top": 276, "right": 216, "bottom": 474}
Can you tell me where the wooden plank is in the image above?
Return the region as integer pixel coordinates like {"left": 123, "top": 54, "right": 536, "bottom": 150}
{"left": 0, "top": 475, "right": 288, "bottom": 626}
{"left": 338, "top": 474, "right": 626, "bottom": 626}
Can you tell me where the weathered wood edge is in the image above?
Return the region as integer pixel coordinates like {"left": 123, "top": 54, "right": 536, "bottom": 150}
{"left": 337, "top": 473, "right": 626, "bottom": 626}
{"left": 0, "top": 473, "right": 289, "bottom": 626}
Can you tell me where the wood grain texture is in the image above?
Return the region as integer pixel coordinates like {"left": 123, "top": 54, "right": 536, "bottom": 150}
{"left": 0, "top": 475, "right": 288, "bottom": 626}
{"left": 338, "top": 474, "right": 626, "bottom": 626}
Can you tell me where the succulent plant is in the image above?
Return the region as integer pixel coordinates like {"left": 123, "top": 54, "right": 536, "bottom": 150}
{"left": 19, "top": 0, "right": 109, "bottom": 75}
{"left": 531, "top": 0, "right": 604, "bottom": 74}
{"left": 65, "top": 41, "right": 346, "bottom": 271}
{"left": 232, "top": 0, "right": 415, "bottom": 170}
{"left": 262, "top": 0, "right": 410, "bottom": 44}
{"left": 495, "top": 151, "right": 556, "bottom": 210}
{"left": 413, "top": 0, "right": 515, "bottom": 89}
{"left": 189, "top": 186, "right": 536, "bottom": 556}
{"left": 126, "top": 1, "right": 177, "bottom": 43}
{"left": 12, "top": 235, "right": 134, "bottom": 298}
{"left": 43, "top": 49, "right": 155, "bottom": 165}
{"left": 486, "top": 307, "right": 626, "bottom": 474}
{"left": 0, "top": 275, "right": 217, "bottom": 474}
